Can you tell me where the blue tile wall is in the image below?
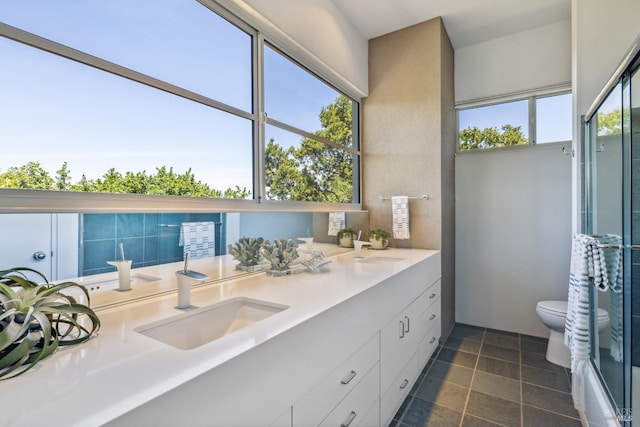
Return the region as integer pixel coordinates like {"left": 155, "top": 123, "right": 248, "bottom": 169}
{"left": 80, "top": 213, "right": 225, "bottom": 277}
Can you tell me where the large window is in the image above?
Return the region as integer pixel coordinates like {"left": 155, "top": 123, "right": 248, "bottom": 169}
{"left": 263, "top": 45, "right": 359, "bottom": 203}
{"left": 0, "top": 1, "right": 360, "bottom": 208}
{"left": 457, "top": 91, "right": 571, "bottom": 151}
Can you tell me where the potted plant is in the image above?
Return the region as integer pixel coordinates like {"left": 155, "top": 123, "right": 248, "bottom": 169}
{"left": 368, "top": 229, "right": 390, "bottom": 250}
{"left": 337, "top": 228, "right": 356, "bottom": 248}
{"left": 228, "top": 237, "right": 265, "bottom": 271}
{"left": 0, "top": 267, "right": 101, "bottom": 380}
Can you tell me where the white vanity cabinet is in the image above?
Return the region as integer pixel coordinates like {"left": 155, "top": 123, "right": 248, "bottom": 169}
{"left": 105, "top": 252, "right": 442, "bottom": 427}
{"left": 380, "top": 279, "right": 441, "bottom": 425}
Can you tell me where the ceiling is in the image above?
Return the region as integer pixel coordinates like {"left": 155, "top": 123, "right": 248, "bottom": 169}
{"left": 331, "top": 0, "right": 571, "bottom": 48}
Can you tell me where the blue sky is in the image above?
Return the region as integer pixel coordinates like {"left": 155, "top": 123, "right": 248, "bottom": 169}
{"left": 0, "top": 1, "right": 339, "bottom": 193}
{"left": 1, "top": 1, "right": 570, "bottom": 193}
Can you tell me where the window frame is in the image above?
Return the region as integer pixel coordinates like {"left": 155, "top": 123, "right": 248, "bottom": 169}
{"left": 455, "top": 85, "right": 572, "bottom": 154}
{"left": 0, "top": 1, "right": 362, "bottom": 213}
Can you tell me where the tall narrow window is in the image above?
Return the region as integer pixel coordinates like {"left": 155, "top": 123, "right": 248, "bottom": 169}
{"left": 536, "top": 93, "right": 572, "bottom": 143}
{"left": 263, "top": 45, "right": 360, "bottom": 202}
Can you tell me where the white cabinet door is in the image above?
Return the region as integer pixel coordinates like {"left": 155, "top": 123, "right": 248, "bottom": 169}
{"left": 380, "top": 294, "right": 425, "bottom": 392}
{"left": 0, "top": 214, "right": 53, "bottom": 279}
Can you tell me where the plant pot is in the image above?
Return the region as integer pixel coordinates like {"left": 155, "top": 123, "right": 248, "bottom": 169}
{"left": 339, "top": 235, "right": 354, "bottom": 248}
{"left": 370, "top": 236, "right": 388, "bottom": 250}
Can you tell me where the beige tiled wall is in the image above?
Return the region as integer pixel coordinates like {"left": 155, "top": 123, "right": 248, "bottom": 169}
{"left": 363, "top": 17, "right": 455, "bottom": 338}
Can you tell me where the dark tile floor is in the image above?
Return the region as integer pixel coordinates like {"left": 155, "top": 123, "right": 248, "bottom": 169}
{"left": 389, "top": 323, "right": 584, "bottom": 427}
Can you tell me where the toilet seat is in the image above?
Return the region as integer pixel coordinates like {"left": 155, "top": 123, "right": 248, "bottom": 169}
{"left": 537, "top": 300, "right": 608, "bottom": 320}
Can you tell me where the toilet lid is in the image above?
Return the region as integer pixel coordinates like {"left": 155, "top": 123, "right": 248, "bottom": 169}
{"left": 537, "top": 300, "right": 567, "bottom": 315}
{"left": 537, "top": 300, "right": 609, "bottom": 320}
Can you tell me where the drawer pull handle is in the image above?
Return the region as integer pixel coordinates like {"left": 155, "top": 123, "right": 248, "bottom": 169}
{"left": 404, "top": 316, "right": 410, "bottom": 333}
{"left": 341, "top": 411, "right": 357, "bottom": 427}
{"left": 429, "top": 293, "right": 437, "bottom": 299}
{"left": 399, "top": 320, "right": 405, "bottom": 338}
{"left": 340, "top": 370, "right": 357, "bottom": 385}
{"left": 429, "top": 336, "right": 436, "bottom": 344}
{"left": 399, "top": 379, "right": 409, "bottom": 389}
{"left": 429, "top": 314, "right": 436, "bottom": 321}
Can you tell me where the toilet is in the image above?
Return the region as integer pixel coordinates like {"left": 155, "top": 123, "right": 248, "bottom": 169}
{"left": 536, "top": 300, "right": 610, "bottom": 368}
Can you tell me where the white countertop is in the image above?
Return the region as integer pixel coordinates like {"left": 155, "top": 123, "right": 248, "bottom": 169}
{"left": 2, "top": 247, "right": 439, "bottom": 427}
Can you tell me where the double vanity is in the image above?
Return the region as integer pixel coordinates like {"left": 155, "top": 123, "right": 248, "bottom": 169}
{"left": 4, "top": 246, "right": 441, "bottom": 427}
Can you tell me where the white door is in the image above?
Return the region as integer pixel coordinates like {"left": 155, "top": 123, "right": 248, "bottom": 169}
{"left": 0, "top": 214, "right": 53, "bottom": 282}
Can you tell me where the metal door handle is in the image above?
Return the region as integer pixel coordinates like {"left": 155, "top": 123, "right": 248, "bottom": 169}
{"left": 429, "top": 314, "right": 436, "bottom": 320}
{"left": 429, "top": 293, "right": 437, "bottom": 299}
{"left": 404, "top": 315, "right": 410, "bottom": 333}
{"left": 399, "top": 379, "right": 409, "bottom": 389}
{"left": 33, "top": 251, "right": 46, "bottom": 261}
{"left": 399, "top": 320, "right": 405, "bottom": 338}
{"left": 429, "top": 336, "right": 436, "bottom": 344}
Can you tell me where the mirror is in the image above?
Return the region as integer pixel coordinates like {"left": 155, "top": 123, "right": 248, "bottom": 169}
{"left": 0, "top": 211, "right": 368, "bottom": 309}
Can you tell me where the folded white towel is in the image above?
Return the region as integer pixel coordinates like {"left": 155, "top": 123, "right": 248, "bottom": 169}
{"left": 392, "top": 196, "right": 410, "bottom": 240}
{"left": 565, "top": 233, "right": 607, "bottom": 410}
{"left": 179, "top": 221, "right": 216, "bottom": 259}
{"left": 328, "top": 212, "right": 345, "bottom": 236}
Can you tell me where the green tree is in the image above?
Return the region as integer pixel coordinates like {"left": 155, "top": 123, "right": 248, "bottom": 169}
{"left": 459, "top": 124, "right": 527, "bottom": 150}
{"left": 0, "top": 161, "right": 54, "bottom": 189}
{"left": 596, "top": 108, "right": 622, "bottom": 136}
{"left": 55, "top": 162, "right": 72, "bottom": 191}
{"left": 265, "top": 95, "right": 354, "bottom": 202}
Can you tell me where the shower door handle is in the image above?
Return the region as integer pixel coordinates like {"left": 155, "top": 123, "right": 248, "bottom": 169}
{"left": 597, "top": 244, "right": 640, "bottom": 249}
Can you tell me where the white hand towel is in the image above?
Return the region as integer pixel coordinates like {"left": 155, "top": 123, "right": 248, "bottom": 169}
{"left": 328, "top": 212, "right": 345, "bottom": 236}
{"left": 392, "top": 196, "right": 410, "bottom": 240}
{"left": 564, "top": 233, "right": 608, "bottom": 410}
{"left": 179, "top": 221, "right": 216, "bottom": 259}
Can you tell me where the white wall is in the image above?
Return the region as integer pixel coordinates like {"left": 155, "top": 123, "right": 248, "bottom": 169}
{"left": 455, "top": 144, "right": 572, "bottom": 337}
{"left": 216, "top": 0, "right": 368, "bottom": 98}
{"left": 455, "top": 20, "right": 571, "bottom": 103}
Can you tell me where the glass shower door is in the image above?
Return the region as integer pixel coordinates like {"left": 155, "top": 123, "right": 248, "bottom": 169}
{"left": 586, "top": 82, "right": 626, "bottom": 410}
{"left": 584, "top": 55, "right": 638, "bottom": 424}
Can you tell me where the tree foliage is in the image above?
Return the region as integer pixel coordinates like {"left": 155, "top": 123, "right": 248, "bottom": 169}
{"left": 596, "top": 108, "right": 622, "bottom": 136}
{"left": 459, "top": 124, "right": 527, "bottom": 151}
{"left": 265, "top": 95, "right": 354, "bottom": 203}
{"left": 0, "top": 162, "right": 250, "bottom": 199}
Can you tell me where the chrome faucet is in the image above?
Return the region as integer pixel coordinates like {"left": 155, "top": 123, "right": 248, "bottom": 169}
{"left": 175, "top": 252, "right": 210, "bottom": 309}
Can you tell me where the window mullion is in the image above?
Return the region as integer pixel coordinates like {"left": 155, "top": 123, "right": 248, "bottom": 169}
{"left": 255, "top": 34, "right": 266, "bottom": 203}
{"left": 529, "top": 96, "right": 537, "bottom": 145}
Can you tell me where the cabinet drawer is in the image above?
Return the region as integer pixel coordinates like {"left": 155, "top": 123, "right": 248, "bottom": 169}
{"left": 294, "top": 333, "right": 379, "bottom": 426}
{"left": 423, "top": 280, "right": 441, "bottom": 311}
{"left": 360, "top": 399, "right": 380, "bottom": 427}
{"left": 419, "top": 319, "right": 441, "bottom": 365}
{"left": 421, "top": 297, "right": 441, "bottom": 340}
{"left": 380, "top": 351, "right": 420, "bottom": 426}
{"left": 318, "top": 363, "right": 379, "bottom": 427}
{"left": 270, "top": 407, "right": 292, "bottom": 427}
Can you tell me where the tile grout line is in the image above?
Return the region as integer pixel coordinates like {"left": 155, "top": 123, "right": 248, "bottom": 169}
{"left": 519, "top": 334, "right": 524, "bottom": 427}
{"left": 457, "top": 328, "right": 485, "bottom": 427}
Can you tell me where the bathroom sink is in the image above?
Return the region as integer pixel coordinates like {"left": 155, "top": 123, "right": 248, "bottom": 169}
{"left": 135, "top": 297, "right": 289, "bottom": 350}
{"left": 357, "top": 256, "right": 405, "bottom": 264}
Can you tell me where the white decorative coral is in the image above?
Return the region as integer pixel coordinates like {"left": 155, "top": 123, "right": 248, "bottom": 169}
{"left": 262, "top": 239, "right": 299, "bottom": 271}
{"left": 227, "top": 236, "right": 264, "bottom": 268}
